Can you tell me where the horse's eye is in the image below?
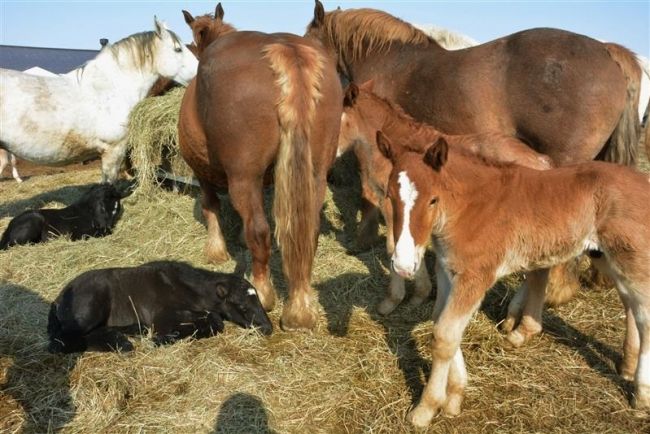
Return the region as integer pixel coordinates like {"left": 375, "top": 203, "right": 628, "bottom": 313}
{"left": 430, "top": 197, "right": 438, "bottom": 206}
{"left": 175, "top": 47, "right": 182, "bottom": 53}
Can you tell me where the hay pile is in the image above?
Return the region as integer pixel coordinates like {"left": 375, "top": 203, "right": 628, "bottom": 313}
{"left": 127, "top": 87, "right": 195, "bottom": 192}
{"left": 1, "top": 137, "right": 649, "bottom": 433}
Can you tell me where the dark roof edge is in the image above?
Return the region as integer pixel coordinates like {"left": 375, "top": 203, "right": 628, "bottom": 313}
{"left": 0, "top": 44, "right": 99, "bottom": 53}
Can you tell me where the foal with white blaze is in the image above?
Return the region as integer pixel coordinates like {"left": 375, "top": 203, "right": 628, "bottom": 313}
{"left": 0, "top": 18, "right": 197, "bottom": 183}
{"left": 379, "top": 133, "right": 650, "bottom": 427}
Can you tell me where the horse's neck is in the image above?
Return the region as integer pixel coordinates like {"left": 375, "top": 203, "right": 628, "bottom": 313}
{"left": 74, "top": 51, "right": 160, "bottom": 105}
{"left": 445, "top": 150, "right": 512, "bottom": 196}
{"left": 380, "top": 107, "right": 442, "bottom": 151}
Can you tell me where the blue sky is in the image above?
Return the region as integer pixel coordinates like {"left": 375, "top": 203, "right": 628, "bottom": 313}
{"left": 0, "top": 1, "right": 648, "bottom": 56}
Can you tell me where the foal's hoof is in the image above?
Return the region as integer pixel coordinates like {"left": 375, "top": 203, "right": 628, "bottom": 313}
{"left": 632, "top": 392, "right": 650, "bottom": 412}
{"left": 407, "top": 295, "right": 427, "bottom": 308}
{"left": 616, "top": 360, "right": 637, "bottom": 382}
{"left": 443, "top": 393, "right": 463, "bottom": 417}
{"left": 407, "top": 404, "right": 437, "bottom": 428}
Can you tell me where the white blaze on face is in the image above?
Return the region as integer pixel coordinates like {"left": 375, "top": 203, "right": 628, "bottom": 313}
{"left": 247, "top": 288, "right": 257, "bottom": 297}
{"left": 391, "top": 171, "right": 423, "bottom": 278}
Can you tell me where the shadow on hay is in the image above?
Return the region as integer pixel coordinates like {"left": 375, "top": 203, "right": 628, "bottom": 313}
{"left": 315, "top": 250, "right": 437, "bottom": 405}
{"left": 0, "top": 282, "right": 79, "bottom": 433}
{"left": 212, "top": 392, "right": 275, "bottom": 434}
{"left": 475, "top": 282, "right": 633, "bottom": 401}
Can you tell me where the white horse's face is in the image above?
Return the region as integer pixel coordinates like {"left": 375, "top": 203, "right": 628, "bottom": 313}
{"left": 153, "top": 18, "right": 198, "bottom": 85}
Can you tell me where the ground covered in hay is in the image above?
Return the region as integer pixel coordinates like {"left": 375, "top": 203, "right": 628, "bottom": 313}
{"left": 1, "top": 141, "right": 649, "bottom": 433}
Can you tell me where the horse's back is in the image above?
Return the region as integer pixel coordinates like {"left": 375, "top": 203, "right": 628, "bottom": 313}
{"left": 188, "top": 31, "right": 341, "bottom": 183}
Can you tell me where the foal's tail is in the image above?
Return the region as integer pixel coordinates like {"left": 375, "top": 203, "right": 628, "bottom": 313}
{"left": 599, "top": 43, "right": 641, "bottom": 166}
{"left": 263, "top": 42, "right": 324, "bottom": 286}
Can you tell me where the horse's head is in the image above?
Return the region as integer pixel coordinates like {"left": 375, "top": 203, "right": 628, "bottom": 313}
{"left": 338, "top": 80, "right": 387, "bottom": 156}
{"left": 151, "top": 17, "right": 198, "bottom": 85}
{"left": 380, "top": 131, "right": 449, "bottom": 278}
{"left": 182, "top": 3, "right": 236, "bottom": 58}
{"left": 213, "top": 274, "right": 273, "bottom": 336}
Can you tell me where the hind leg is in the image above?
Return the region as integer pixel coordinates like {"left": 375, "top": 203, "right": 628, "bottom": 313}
{"left": 49, "top": 327, "right": 133, "bottom": 354}
{"left": 228, "top": 178, "right": 276, "bottom": 312}
{"left": 356, "top": 198, "right": 380, "bottom": 251}
{"left": 199, "top": 180, "right": 230, "bottom": 263}
{"left": 100, "top": 139, "right": 128, "bottom": 183}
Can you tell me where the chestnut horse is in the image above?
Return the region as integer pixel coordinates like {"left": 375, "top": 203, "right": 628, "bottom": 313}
{"left": 338, "top": 82, "right": 552, "bottom": 316}
{"left": 178, "top": 5, "right": 342, "bottom": 330}
{"left": 306, "top": 1, "right": 642, "bottom": 304}
{"left": 379, "top": 134, "right": 650, "bottom": 426}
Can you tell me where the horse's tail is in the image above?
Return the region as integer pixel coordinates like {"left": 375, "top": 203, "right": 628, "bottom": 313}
{"left": 599, "top": 43, "right": 641, "bottom": 166}
{"left": 263, "top": 42, "right": 324, "bottom": 287}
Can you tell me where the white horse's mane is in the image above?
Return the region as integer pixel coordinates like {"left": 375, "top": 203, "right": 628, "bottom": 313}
{"left": 413, "top": 24, "right": 478, "bottom": 50}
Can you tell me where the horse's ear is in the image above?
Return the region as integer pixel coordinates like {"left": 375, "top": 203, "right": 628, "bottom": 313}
{"left": 343, "top": 83, "right": 359, "bottom": 107}
{"left": 314, "top": 0, "right": 326, "bottom": 26}
{"left": 423, "top": 137, "right": 449, "bottom": 171}
{"left": 376, "top": 131, "right": 395, "bottom": 161}
{"left": 215, "top": 3, "right": 225, "bottom": 20}
{"left": 182, "top": 10, "right": 194, "bottom": 25}
{"left": 154, "top": 16, "right": 167, "bottom": 37}
{"left": 359, "top": 79, "right": 375, "bottom": 92}
{"left": 216, "top": 284, "right": 228, "bottom": 299}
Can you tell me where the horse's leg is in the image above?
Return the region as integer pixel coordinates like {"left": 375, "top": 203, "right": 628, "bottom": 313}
{"left": 506, "top": 268, "right": 549, "bottom": 348}
{"left": 100, "top": 139, "right": 128, "bottom": 183}
{"left": 49, "top": 327, "right": 133, "bottom": 353}
{"left": 407, "top": 273, "right": 488, "bottom": 427}
{"left": 228, "top": 178, "right": 276, "bottom": 312}
{"left": 502, "top": 280, "right": 528, "bottom": 333}
{"left": 356, "top": 198, "right": 380, "bottom": 250}
{"left": 9, "top": 152, "right": 22, "bottom": 183}
{"left": 152, "top": 310, "right": 224, "bottom": 345}
{"left": 199, "top": 180, "right": 230, "bottom": 263}
{"left": 0, "top": 149, "right": 8, "bottom": 179}
{"left": 545, "top": 260, "right": 580, "bottom": 306}
{"left": 410, "top": 260, "right": 433, "bottom": 307}
{"left": 377, "top": 270, "right": 406, "bottom": 315}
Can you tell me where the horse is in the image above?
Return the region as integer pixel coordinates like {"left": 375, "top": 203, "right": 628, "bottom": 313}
{"left": 178, "top": 4, "right": 342, "bottom": 331}
{"left": 48, "top": 261, "right": 272, "bottom": 354}
{"left": 338, "top": 82, "right": 552, "bottom": 315}
{"left": 0, "top": 18, "right": 197, "bottom": 183}
{"left": 306, "top": 0, "right": 642, "bottom": 322}
{"left": 412, "top": 24, "right": 478, "bottom": 50}
{"left": 0, "top": 149, "right": 22, "bottom": 182}
{"left": 377, "top": 132, "right": 650, "bottom": 426}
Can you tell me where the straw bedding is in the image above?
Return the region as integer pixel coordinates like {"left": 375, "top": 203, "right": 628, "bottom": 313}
{"left": 0, "top": 134, "right": 649, "bottom": 433}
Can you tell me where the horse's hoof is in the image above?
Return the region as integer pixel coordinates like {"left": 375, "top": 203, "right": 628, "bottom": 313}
{"left": 632, "top": 388, "right": 650, "bottom": 411}
{"left": 505, "top": 330, "right": 526, "bottom": 348}
{"left": 377, "top": 298, "right": 398, "bottom": 316}
{"left": 443, "top": 393, "right": 463, "bottom": 417}
{"left": 407, "top": 295, "right": 426, "bottom": 308}
{"left": 280, "top": 308, "right": 318, "bottom": 332}
{"left": 617, "top": 360, "right": 637, "bottom": 382}
{"left": 501, "top": 315, "right": 517, "bottom": 333}
{"left": 205, "top": 249, "right": 231, "bottom": 264}
{"left": 407, "top": 404, "right": 437, "bottom": 428}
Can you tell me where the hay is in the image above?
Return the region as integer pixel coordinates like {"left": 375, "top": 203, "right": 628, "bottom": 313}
{"left": 127, "top": 87, "right": 195, "bottom": 193}
{"left": 1, "top": 137, "right": 650, "bottom": 433}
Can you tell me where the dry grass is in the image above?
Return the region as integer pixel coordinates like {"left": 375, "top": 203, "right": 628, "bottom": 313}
{"left": 1, "top": 137, "right": 649, "bottom": 433}
{"left": 127, "top": 87, "right": 195, "bottom": 193}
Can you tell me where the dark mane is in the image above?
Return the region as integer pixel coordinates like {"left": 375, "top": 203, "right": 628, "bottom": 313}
{"left": 318, "top": 8, "right": 432, "bottom": 60}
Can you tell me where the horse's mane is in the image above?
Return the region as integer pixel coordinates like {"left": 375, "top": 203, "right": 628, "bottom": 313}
{"left": 193, "top": 14, "right": 237, "bottom": 39}
{"left": 413, "top": 24, "right": 478, "bottom": 50}
{"left": 106, "top": 30, "right": 183, "bottom": 70}
{"left": 319, "top": 8, "right": 432, "bottom": 60}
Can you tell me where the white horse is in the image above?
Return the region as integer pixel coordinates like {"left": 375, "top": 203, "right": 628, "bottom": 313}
{"left": 412, "top": 24, "right": 479, "bottom": 50}
{"left": 0, "top": 149, "right": 22, "bottom": 182}
{"left": 0, "top": 17, "right": 198, "bottom": 183}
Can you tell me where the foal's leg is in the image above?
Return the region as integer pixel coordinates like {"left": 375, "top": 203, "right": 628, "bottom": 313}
{"left": 502, "top": 281, "right": 528, "bottom": 333}
{"left": 199, "top": 180, "right": 230, "bottom": 263}
{"left": 49, "top": 327, "right": 133, "bottom": 353}
{"left": 410, "top": 261, "right": 433, "bottom": 308}
{"left": 228, "top": 178, "right": 276, "bottom": 312}
{"left": 378, "top": 270, "right": 406, "bottom": 315}
{"left": 407, "top": 273, "right": 488, "bottom": 427}
{"left": 152, "top": 310, "right": 224, "bottom": 345}
{"left": 506, "top": 268, "right": 549, "bottom": 348}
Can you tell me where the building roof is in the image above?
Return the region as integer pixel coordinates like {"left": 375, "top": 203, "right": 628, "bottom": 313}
{"left": 0, "top": 45, "right": 98, "bottom": 74}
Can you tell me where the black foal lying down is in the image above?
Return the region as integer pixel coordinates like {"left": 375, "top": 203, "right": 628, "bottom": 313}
{"left": 47, "top": 261, "right": 273, "bottom": 353}
{"left": 0, "top": 183, "right": 130, "bottom": 250}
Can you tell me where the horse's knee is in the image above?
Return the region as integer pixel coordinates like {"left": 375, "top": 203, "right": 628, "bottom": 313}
{"left": 432, "top": 328, "right": 458, "bottom": 361}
